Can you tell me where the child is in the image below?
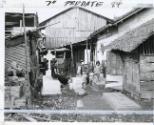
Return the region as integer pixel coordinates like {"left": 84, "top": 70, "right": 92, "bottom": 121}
{"left": 94, "top": 61, "right": 102, "bottom": 81}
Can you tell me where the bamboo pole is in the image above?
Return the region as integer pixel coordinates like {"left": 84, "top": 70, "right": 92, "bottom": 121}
{"left": 23, "top": 4, "right": 31, "bottom": 105}
{"left": 23, "top": 4, "right": 28, "bottom": 78}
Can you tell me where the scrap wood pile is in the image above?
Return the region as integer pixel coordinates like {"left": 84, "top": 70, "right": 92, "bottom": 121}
{"left": 5, "top": 61, "right": 30, "bottom": 109}
{"left": 5, "top": 78, "right": 29, "bottom": 109}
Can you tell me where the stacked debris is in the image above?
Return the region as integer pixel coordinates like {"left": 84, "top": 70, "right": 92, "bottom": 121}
{"left": 5, "top": 61, "right": 29, "bottom": 109}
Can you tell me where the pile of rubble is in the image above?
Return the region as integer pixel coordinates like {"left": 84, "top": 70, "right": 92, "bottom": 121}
{"left": 5, "top": 61, "right": 30, "bottom": 109}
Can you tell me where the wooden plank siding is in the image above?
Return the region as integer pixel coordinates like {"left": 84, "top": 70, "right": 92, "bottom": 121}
{"left": 138, "top": 36, "right": 154, "bottom": 99}
{"left": 123, "top": 56, "right": 140, "bottom": 97}
{"left": 44, "top": 7, "right": 107, "bottom": 49}
{"left": 122, "top": 36, "right": 154, "bottom": 100}
{"left": 106, "top": 51, "right": 124, "bottom": 75}
{"left": 5, "top": 33, "right": 41, "bottom": 98}
{"left": 139, "top": 55, "right": 154, "bottom": 99}
{"left": 5, "top": 43, "right": 30, "bottom": 71}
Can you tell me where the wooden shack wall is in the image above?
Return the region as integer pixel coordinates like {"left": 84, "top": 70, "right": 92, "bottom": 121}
{"left": 45, "top": 8, "right": 107, "bottom": 49}
{"left": 138, "top": 36, "right": 154, "bottom": 100}
{"left": 107, "top": 50, "right": 141, "bottom": 98}
{"left": 123, "top": 36, "right": 154, "bottom": 100}
{"left": 106, "top": 51, "right": 124, "bottom": 75}
{"left": 140, "top": 56, "right": 154, "bottom": 99}
{"left": 5, "top": 34, "right": 41, "bottom": 99}
{"left": 5, "top": 37, "right": 31, "bottom": 105}
{"left": 123, "top": 54, "right": 140, "bottom": 98}
{"left": 5, "top": 43, "right": 30, "bottom": 72}
{"left": 5, "top": 34, "right": 39, "bottom": 73}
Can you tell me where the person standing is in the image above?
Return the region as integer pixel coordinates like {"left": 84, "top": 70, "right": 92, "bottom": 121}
{"left": 77, "top": 60, "right": 83, "bottom": 76}
{"left": 94, "top": 61, "right": 102, "bottom": 82}
{"left": 102, "top": 61, "right": 106, "bottom": 79}
{"left": 50, "top": 58, "right": 57, "bottom": 79}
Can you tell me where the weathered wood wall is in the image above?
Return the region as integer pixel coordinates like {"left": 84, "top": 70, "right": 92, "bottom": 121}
{"left": 123, "top": 56, "right": 140, "bottom": 98}
{"left": 45, "top": 7, "right": 107, "bottom": 49}
{"left": 5, "top": 33, "right": 42, "bottom": 106}
{"left": 5, "top": 34, "right": 39, "bottom": 73}
{"left": 138, "top": 36, "right": 154, "bottom": 100}
{"left": 139, "top": 56, "right": 154, "bottom": 99}
{"left": 5, "top": 43, "right": 30, "bottom": 72}
{"left": 123, "top": 36, "right": 154, "bottom": 100}
{"left": 106, "top": 51, "right": 124, "bottom": 75}
{"left": 5, "top": 38, "right": 31, "bottom": 108}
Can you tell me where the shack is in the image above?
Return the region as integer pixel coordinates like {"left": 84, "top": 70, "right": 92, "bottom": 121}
{"left": 51, "top": 48, "right": 71, "bottom": 76}
{"left": 87, "top": 8, "right": 154, "bottom": 89}
{"left": 108, "top": 18, "right": 154, "bottom": 101}
{"left": 5, "top": 12, "right": 38, "bottom": 37}
{"left": 40, "top": 6, "right": 113, "bottom": 75}
{"left": 5, "top": 30, "right": 43, "bottom": 108}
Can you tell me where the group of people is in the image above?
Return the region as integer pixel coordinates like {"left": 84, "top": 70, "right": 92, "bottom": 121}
{"left": 50, "top": 57, "right": 107, "bottom": 86}
{"left": 77, "top": 60, "right": 106, "bottom": 86}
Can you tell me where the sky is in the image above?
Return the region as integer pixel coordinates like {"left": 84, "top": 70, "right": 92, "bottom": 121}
{"left": 3, "top": 0, "right": 154, "bottom": 23}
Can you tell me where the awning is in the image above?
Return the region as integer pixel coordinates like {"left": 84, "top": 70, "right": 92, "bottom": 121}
{"left": 51, "top": 48, "right": 70, "bottom": 52}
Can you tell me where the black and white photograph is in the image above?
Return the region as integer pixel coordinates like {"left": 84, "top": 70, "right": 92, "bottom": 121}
{"left": 1, "top": 0, "right": 154, "bottom": 123}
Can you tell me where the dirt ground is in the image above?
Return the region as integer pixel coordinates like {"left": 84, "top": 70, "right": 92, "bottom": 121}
{"left": 4, "top": 82, "right": 154, "bottom": 122}
{"left": 5, "top": 112, "right": 154, "bottom": 122}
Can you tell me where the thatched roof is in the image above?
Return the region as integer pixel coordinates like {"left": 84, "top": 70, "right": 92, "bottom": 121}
{"left": 108, "top": 18, "right": 154, "bottom": 52}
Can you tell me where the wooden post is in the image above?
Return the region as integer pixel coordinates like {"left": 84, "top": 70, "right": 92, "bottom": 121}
{"left": 90, "top": 41, "right": 92, "bottom": 61}
{"left": 20, "top": 20, "right": 22, "bottom": 33}
{"left": 34, "top": 12, "right": 38, "bottom": 28}
{"left": 23, "top": 4, "right": 31, "bottom": 105}
{"left": 86, "top": 40, "right": 89, "bottom": 64}
{"left": 70, "top": 43, "right": 75, "bottom": 76}
{"left": 90, "top": 41, "right": 93, "bottom": 71}
{"left": 54, "top": 49, "right": 56, "bottom": 58}
{"left": 23, "top": 5, "right": 29, "bottom": 78}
